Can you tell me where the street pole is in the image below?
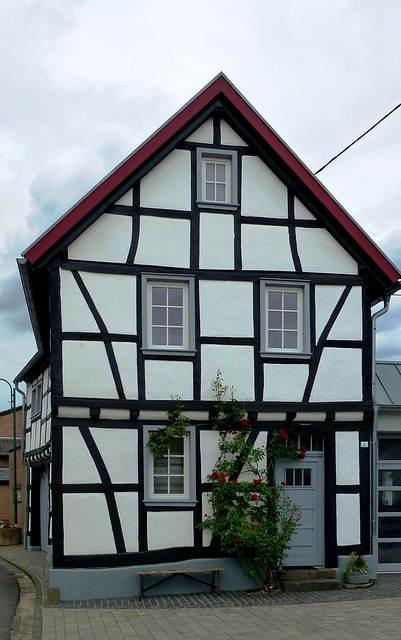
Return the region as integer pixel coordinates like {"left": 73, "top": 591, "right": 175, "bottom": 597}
{"left": 0, "top": 379, "right": 17, "bottom": 524}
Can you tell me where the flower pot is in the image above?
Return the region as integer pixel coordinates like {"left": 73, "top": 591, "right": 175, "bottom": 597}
{"left": 0, "top": 527, "right": 21, "bottom": 546}
{"left": 344, "top": 570, "right": 371, "bottom": 585}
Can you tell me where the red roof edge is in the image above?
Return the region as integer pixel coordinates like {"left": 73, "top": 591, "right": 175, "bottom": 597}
{"left": 23, "top": 73, "right": 401, "bottom": 285}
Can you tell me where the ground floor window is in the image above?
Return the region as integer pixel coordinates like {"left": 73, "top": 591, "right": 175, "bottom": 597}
{"left": 378, "top": 437, "right": 401, "bottom": 566}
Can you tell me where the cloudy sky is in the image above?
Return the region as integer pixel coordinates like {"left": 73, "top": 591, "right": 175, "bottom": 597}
{"left": 1, "top": 0, "right": 401, "bottom": 410}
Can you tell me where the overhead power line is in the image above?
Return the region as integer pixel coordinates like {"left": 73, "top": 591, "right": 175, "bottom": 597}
{"left": 314, "top": 102, "right": 401, "bottom": 175}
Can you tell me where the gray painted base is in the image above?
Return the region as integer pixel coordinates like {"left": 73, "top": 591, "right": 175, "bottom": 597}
{"left": 49, "top": 557, "right": 257, "bottom": 601}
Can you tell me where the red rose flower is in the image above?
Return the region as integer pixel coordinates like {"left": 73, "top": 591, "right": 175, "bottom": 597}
{"left": 217, "top": 518, "right": 221, "bottom": 522}
{"left": 211, "top": 471, "right": 218, "bottom": 479}
{"left": 250, "top": 518, "right": 255, "bottom": 522}
{"left": 253, "top": 478, "right": 262, "bottom": 484}
{"left": 242, "top": 419, "right": 248, "bottom": 427}
{"left": 279, "top": 429, "right": 287, "bottom": 439}
{"left": 232, "top": 431, "right": 238, "bottom": 435}
{"left": 251, "top": 494, "right": 258, "bottom": 501}
{"left": 277, "top": 493, "right": 280, "bottom": 498}
{"left": 232, "top": 478, "right": 238, "bottom": 484}
{"left": 251, "top": 526, "right": 255, "bottom": 530}
{"left": 281, "top": 481, "right": 286, "bottom": 486}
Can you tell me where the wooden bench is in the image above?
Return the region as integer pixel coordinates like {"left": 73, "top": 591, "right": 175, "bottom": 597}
{"left": 137, "top": 566, "right": 224, "bottom": 598}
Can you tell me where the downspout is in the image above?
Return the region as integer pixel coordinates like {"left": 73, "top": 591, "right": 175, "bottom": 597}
{"left": 14, "top": 382, "right": 28, "bottom": 549}
{"left": 371, "top": 294, "right": 391, "bottom": 569}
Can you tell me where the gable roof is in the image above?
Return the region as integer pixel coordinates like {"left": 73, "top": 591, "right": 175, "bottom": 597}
{"left": 22, "top": 72, "right": 400, "bottom": 290}
{"left": 375, "top": 361, "right": 401, "bottom": 406}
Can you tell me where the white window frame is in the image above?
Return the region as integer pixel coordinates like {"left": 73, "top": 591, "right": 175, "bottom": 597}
{"left": 141, "top": 274, "right": 196, "bottom": 355}
{"left": 260, "top": 280, "right": 311, "bottom": 358}
{"left": 196, "top": 148, "right": 238, "bottom": 210}
{"left": 31, "top": 380, "right": 42, "bottom": 419}
{"left": 143, "top": 426, "right": 196, "bottom": 506}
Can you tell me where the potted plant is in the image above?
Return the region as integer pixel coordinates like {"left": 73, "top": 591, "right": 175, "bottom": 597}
{"left": 343, "top": 548, "right": 372, "bottom": 585}
{"left": 0, "top": 521, "right": 21, "bottom": 546}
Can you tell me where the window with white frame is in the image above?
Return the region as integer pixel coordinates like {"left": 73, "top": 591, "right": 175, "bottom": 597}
{"left": 143, "top": 426, "right": 196, "bottom": 506}
{"left": 142, "top": 275, "right": 195, "bottom": 354}
{"left": 196, "top": 148, "right": 238, "bottom": 209}
{"left": 31, "top": 381, "right": 42, "bottom": 419}
{"left": 260, "top": 281, "right": 311, "bottom": 356}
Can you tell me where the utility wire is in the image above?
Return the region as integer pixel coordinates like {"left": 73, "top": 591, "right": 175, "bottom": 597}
{"left": 315, "top": 102, "right": 401, "bottom": 175}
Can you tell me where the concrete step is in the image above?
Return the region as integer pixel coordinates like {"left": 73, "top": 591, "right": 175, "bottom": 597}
{"left": 280, "top": 578, "right": 343, "bottom": 593}
{"left": 280, "top": 568, "right": 336, "bottom": 581}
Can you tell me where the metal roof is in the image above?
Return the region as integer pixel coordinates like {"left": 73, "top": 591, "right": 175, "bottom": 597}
{"left": 375, "top": 362, "right": 401, "bottom": 406}
{"left": 0, "top": 438, "right": 21, "bottom": 453}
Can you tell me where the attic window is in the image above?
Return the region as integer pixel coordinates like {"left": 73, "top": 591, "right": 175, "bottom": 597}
{"left": 196, "top": 148, "right": 238, "bottom": 210}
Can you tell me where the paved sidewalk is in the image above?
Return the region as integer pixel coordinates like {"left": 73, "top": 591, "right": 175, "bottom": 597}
{"left": 1, "top": 545, "right": 401, "bottom": 640}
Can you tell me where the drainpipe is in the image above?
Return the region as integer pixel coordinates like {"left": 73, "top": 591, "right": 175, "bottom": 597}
{"left": 371, "top": 295, "right": 391, "bottom": 568}
{"left": 15, "top": 383, "right": 28, "bottom": 549}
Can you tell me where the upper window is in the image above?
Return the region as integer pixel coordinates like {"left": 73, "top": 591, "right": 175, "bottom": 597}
{"left": 31, "top": 381, "right": 42, "bottom": 419}
{"left": 196, "top": 148, "right": 238, "bottom": 210}
{"left": 260, "top": 281, "right": 311, "bottom": 357}
{"left": 143, "top": 426, "right": 196, "bottom": 506}
{"left": 141, "top": 274, "right": 195, "bottom": 354}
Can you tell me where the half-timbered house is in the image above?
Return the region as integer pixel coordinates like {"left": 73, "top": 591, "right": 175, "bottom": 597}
{"left": 16, "top": 74, "right": 401, "bottom": 600}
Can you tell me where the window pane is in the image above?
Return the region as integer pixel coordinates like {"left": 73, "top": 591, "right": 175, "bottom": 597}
{"left": 168, "top": 287, "right": 183, "bottom": 306}
{"left": 168, "top": 327, "right": 183, "bottom": 346}
{"left": 268, "top": 291, "right": 282, "bottom": 310}
{"left": 152, "top": 307, "right": 167, "bottom": 325}
{"left": 295, "top": 469, "right": 302, "bottom": 486}
{"left": 300, "top": 434, "right": 310, "bottom": 450}
{"left": 216, "top": 183, "right": 226, "bottom": 201}
{"left": 284, "top": 311, "right": 297, "bottom": 330}
{"left": 379, "top": 542, "right": 401, "bottom": 563}
{"left": 154, "top": 477, "right": 168, "bottom": 494}
{"left": 268, "top": 330, "right": 282, "bottom": 349}
{"left": 170, "top": 458, "right": 184, "bottom": 475}
{"left": 168, "top": 308, "right": 183, "bottom": 326}
{"left": 284, "top": 291, "right": 298, "bottom": 310}
{"left": 379, "top": 470, "right": 401, "bottom": 486}
{"left": 286, "top": 469, "right": 294, "bottom": 485}
{"left": 152, "top": 286, "right": 167, "bottom": 305}
{"left": 152, "top": 327, "right": 167, "bottom": 345}
{"left": 170, "top": 439, "right": 184, "bottom": 455}
{"left": 284, "top": 331, "right": 297, "bottom": 349}
{"left": 303, "top": 468, "right": 311, "bottom": 486}
{"left": 216, "top": 163, "right": 226, "bottom": 182}
{"left": 379, "top": 439, "right": 401, "bottom": 460}
{"left": 154, "top": 457, "right": 168, "bottom": 473}
{"left": 170, "top": 476, "right": 184, "bottom": 494}
{"left": 206, "top": 183, "right": 215, "bottom": 200}
{"left": 378, "top": 490, "right": 401, "bottom": 512}
{"left": 268, "top": 310, "right": 282, "bottom": 329}
{"left": 312, "top": 434, "right": 323, "bottom": 451}
{"left": 205, "top": 162, "right": 215, "bottom": 181}
{"left": 378, "top": 517, "right": 401, "bottom": 538}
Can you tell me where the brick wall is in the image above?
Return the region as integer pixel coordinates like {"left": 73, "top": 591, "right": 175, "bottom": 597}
{"left": 0, "top": 408, "right": 25, "bottom": 528}
{"left": 0, "top": 407, "right": 22, "bottom": 438}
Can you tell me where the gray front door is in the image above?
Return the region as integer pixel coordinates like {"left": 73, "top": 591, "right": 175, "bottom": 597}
{"left": 276, "top": 454, "right": 324, "bottom": 566}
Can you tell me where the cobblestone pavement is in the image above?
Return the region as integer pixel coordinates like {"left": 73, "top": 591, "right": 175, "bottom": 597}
{"left": 2, "top": 545, "right": 401, "bottom": 639}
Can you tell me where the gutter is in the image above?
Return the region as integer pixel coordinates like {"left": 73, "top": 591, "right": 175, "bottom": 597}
{"left": 14, "top": 382, "right": 28, "bottom": 549}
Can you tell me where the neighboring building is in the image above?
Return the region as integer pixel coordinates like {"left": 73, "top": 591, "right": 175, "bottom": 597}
{"left": 0, "top": 406, "right": 25, "bottom": 529}
{"left": 15, "top": 74, "right": 401, "bottom": 600}
{"left": 375, "top": 361, "right": 401, "bottom": 572}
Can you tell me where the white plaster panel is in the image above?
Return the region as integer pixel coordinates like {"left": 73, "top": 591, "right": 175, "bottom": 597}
{"left": 63, "top": 341, "right": 118, "bottom": 398}
{"left": 263, "top": 364, "right": 309, "bottom": 402}
{"left": 100, "top": 408, "right": 131, "bottom": 420}
{"left": 185, "top": 119, "right": 213, "bottom": 143}
{"left": 112, "top": 342, "right": 138, "bottom": 399}
{"left": 63, "top": 493, "right": 116, "bottom": 555}
{"left": 199, "top": 213, "right": 234, "bottom": 269}
{"left": 135, "top": 216, "right": 190, "bottom": 268}
{"left": 294, "top": 198, "right": 316, "bottom": 220}
{"left": 115, "top": 492, "right": 138, "bottom": 552}
{"left": 140, "top": 149, "right": 191, "bottom": 211}
{"left": 310, "top": 348, "right": 362, "bottom": 402}
{"left": 58, "top": 407, "right": 91, "bottom": 419}
{"left": 201, "top": 345, "right": 254, "bottom": 401}
{"left": 90, "top": 428, "right": 138, "bottom": 484}
{"left": 241, "top": 224, "right": 294, "bottom": 270}
{"left": 336, "top": 494, "right": 360, "bottom": 546}
{"left": 315, "top": 286, "right": 362, "bottom": 340}
{"left": 80, "top": 272, "right": 137, "bottom": 334}
{"left": 296, "top": 228, "right": 358, "bottom": 274}
{"left": 145, "top": 361, "right": 193, "bottom": 400}
{"left": 202, "top": 493, "right": 212, "bottom": 546}
{"left": 115, "top": 189, "right": 133, "bottom": 206}
{"left": 147, "top": 511, "right": 194, "bottom": 550}
{"left": 241, "top": 156, "right": 287, "bottom": 218}
{"left": 199, "top": 280, "right": 253, "bottom": 337}
{"left": 200, "top": 431, "right": 220, "bottom": 482}
{"left": 221, "top": 120, "right": 248, "bottom": 146}
{"left": 60, "top": 270, "right": 98, "bottom": 332}
{"left": 336, "top": 432, "right": 360, "bottom": 485}
{"left": 62, "top": 427, "right": 101, "bottom": 484}
{"left": 68, "top": 214, "right": 132, "bottom": 263}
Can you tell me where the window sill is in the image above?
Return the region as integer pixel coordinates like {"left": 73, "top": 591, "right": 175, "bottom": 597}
{"left": 142, "top": 349, "right": 196, "bottom": 357}
{"left": 260, "top": 351, "right": 312, "bottom": 360}
{"left": 143, "top": 499, "right": 197, "bottom": 507}
{"left": 196, "top": 200, "right": 238, "bottom": 212}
